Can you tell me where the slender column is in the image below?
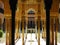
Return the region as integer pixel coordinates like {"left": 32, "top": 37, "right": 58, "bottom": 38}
{"left": 42, "top": 20, "right": 44, "bottom": 38}
{"left": 22, "top": 3, "right": 25, "bottom": 45}
{"left": 5, "top": 19, "right": 9, "bottom": 45}
{"left": 42, "top": 26, "right": 44, "bottom": 38}
{"left": 55, "top": 17, "right": 58, "bottom": 45}
{"left": 17, "top": 20, "right": 19, "bottom": 39}
{"left": 44, "top": 0, "right": 52, "bottom": 45}
{"left": 6, "top": 18, "right": 11, "bottom": 45}
{"left": 35, "top": 19, "right": 37, "bottom": 39}
{"left": 37, "top": 2, "right": 41, "bottom": 45}
{"left": 46, "top": 10, "right": 50, "bottom": 45}
{"left": 42, "top": 20, "right": 46, "bottom": 38}
{"left": 22, "top": 17, "right": 24, "bottom": 45}
{"left": 26, "top": 18, "right": 27, "bottom": 39}
{"left": 19, "top": 20, "right": 21, "bottom": 38}
{"left": 9, "top": 19, "right": 12, "bottom": 45}
{"left": 6, "top": 19, "right": 9, "bottom": 45}
{"left": 18, "top": 20, "right": 20, "bottom": 38}
{"left": 50, "top": 17, "right": 52, "bottom": 45}
{"left": 37, "top": 16, "right": 40, "bottom": 45}
{"left": 15, "top": 20, "right": 19, "bottom": 40}
{"left": 50, "top": 17, "right": 54, "bottom": 45}
{"left": 9, "top": 0, "right": 18, "bottom": 45}
{"left": 44, "top": 20, "right": 46, "bottom": 38}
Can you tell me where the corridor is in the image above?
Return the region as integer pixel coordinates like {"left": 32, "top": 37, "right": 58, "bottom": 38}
{"left": 0, "top": 0, "right": 60, "bottom": 45}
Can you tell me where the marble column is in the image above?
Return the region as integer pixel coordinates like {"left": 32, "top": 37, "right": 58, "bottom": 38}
{"left": 44, "top": 20, "right": 46, "bottom": 38}
{"left": 22, "top": 17, "right": 24, "bottom": 45}
{"left": 50, "top": 17, "right": 54, "bottom": 45}
{"left": 26, "top": 18, "right": 27, "bottom": 39}
{"left": 37, "top": 16, "right": 40, "bottom": 45}
{"left": 42, "top": 20, "right": 44, "bottom": 38}
{"left": 35, "top": 19, "right": 37, "bottom": 39}
{"left": 5, "top": 18, "right": 11, "bottom": 45}
{"left": 5, "top": 18, "right": 9, "bottom": 45}
{"left": 18, "top": 20, "right": 21, "bottom": 38}
{"left": 15, "top": 20, "right": 19, "bottom": 40}
{"left": 9, "top": 19, "right": 12, "bottom": 45}
{"left": 22, "top": 3, "right": 25, "bottom": 45}
{"left": 42, "top": 20, "right": 46, "bottom": 38}
{"left": 55, "top": 17, "right": 58, "bottom": 45}
{"left": 37, "top": 2, "right": 41, "bottom": 45}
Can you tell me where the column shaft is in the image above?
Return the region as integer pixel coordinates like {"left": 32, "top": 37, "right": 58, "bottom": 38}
{"left": 22, "top": 3, "right": 25, "bottom": 45}
{"left": 5, "top": 19, "right": 9, "bottom": 45}
{"left": 22, "top": 18, "right": 24, "bottom": 45}
{"left": 15, "top": 20, "right": 19, "bottom": 40}
{"left": 51, "top": 17, "right": 54, "bottom": 45}
{"left": 55, "top": 17, "right": 58, "bottom": 45}
{"left": 37, "top": 16, "right": 40, "bottom": 45}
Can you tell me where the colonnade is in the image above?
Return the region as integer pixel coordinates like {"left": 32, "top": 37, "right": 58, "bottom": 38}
{"left": 4, "top": 11, "right": 59, "bottom": 45}
{"left": 2, "top": 0, "right": 59, "bottom": 45}
{"left": 5, "top": 15, "right": 59, "bottom": 45}
{"left": 5, "top": 18, "right": 11, "bottom": 45}
{"left": 5, "top": 9, "right": 59, "bottom": 45}
{"left": 50, "top": 17, "right": 58, "bottom": 45}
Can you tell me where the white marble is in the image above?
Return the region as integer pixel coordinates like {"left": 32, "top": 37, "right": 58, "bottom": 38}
{"left": 15, "top": 33, "right": 60, "bottom": 45}
{"left": 0, "top": 33, "right": 60, "bottom": 45}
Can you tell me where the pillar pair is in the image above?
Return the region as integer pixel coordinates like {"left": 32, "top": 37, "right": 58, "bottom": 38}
{"left": 50, "top": 17, "right": 58, "bottom": 45}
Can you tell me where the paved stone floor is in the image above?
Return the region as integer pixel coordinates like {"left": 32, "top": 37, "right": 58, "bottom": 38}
{"left": 15, "top": 33, "right": 46, "bottom": 45}
{"left": 15, "top": 33, "right": 60, "bottom": 45}
{"left": 0, "top": 33, "right": 60, "bottom": 45}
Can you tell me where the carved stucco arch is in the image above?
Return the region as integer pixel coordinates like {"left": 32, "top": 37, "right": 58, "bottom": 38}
{"left": 26, "top": 8, "right": 36, "bottom": 14}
